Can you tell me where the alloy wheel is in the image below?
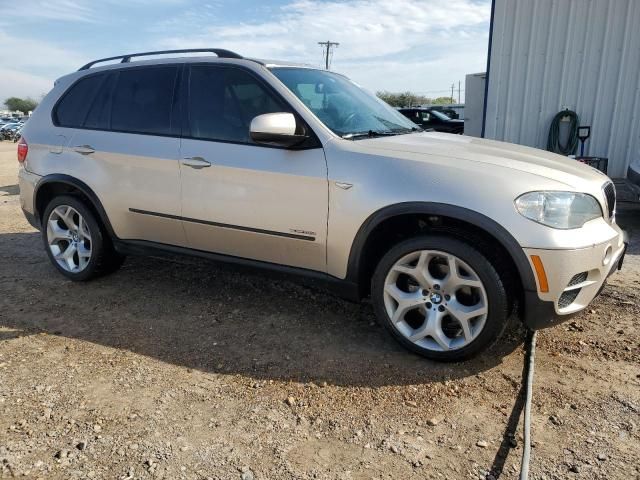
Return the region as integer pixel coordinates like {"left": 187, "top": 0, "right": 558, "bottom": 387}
{"left": 383, "top": 250, "right": 488, "bottom": 352}
{"left": 46, "top": 205, "right": 92, "bottom": 273}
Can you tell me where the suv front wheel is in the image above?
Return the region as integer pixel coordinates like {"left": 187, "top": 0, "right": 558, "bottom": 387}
{"left": 42, "top": 195, "right": 124, "bottom": 281}
{"left": 371, "top": 235, "right": 509, "bottom": 361}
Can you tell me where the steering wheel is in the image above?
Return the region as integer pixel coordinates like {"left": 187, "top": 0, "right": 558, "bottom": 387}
{"left": 342, "top": 112, "right": 361, "bottom": 130}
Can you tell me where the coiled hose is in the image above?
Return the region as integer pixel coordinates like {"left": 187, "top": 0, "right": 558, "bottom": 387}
{"left": 547, "top": 110, "right": 579, "bottom": 155}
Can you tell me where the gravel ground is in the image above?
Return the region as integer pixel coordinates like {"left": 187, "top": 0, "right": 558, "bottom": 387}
{"left": 0, "top": 141, "right": 638, "bottom": 480}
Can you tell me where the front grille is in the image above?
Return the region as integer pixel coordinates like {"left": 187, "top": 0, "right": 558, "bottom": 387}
{"left": 567, "top": 272, "right": 588, "bottom": 286}
{"left": 603, "top": 181, "right": 616, "bottom": 219}
{"left": 558, "top": 289, "right": 580, "bottom": 309}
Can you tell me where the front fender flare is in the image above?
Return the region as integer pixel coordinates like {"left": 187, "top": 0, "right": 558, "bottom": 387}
{"left": 345, "top": 202, "right": 537, "bottom": 294}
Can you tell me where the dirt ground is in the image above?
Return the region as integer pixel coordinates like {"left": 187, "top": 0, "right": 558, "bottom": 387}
{"left": 0, "top": 140, "right": 638, "bottom": 480}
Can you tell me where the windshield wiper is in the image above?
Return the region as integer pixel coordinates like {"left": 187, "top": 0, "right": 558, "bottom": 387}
{"left": 341, "top": 130, "right": 400, "bottom": 140}
{"left": 392, "top": 126, "right": 423, "bottom": 134}
{"left": 342, "top": 127, "right": 422, "bottom": 140}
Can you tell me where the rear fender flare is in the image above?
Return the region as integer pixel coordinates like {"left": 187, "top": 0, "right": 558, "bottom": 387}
{"left": 34, "top": 174, "right": 116, "bottom": 239}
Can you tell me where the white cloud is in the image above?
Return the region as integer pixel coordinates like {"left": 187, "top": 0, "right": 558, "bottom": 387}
{"left": 160, "top": 0, "right": 490, "bottom": 94}
{"left": 1, "top": 0, "right": 491, "bottom": 98}
{"left": 3, "top": 0, "right": 97, "bottom": 23}
{"left": 0, "top": 31, "right": 84, "bottom": 73}
{"left": 0, "top": 70, "right": 52, "bottom": 101}
{"left": 0, "top": 30, "right": 86, "bottom": 99}
{"left": 1, "top": 0, "right": 189, "bottom": 24}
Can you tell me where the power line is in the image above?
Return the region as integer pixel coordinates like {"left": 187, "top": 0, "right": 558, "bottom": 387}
{"left": 413, "top": 89, "right": 466, "bottom": 94}
{"left": 318, "top": 40, "right": 339, "bottom": 70}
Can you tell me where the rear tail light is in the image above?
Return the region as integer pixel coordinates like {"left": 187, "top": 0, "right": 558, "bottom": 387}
{"left": 17, "top": 137, "right": 28, "bottom": 164}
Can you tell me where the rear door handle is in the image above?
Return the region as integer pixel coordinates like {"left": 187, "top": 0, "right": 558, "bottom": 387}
{"left": 181, "top": 157, "right": 211, "bottom": 169}
{"left": 73, "top": 145, "right": 95, "bottom": 155}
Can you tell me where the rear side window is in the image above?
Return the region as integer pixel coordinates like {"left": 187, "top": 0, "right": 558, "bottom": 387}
{"left": 84, "top": 73, "right": 116, "bottom": 130}
{"left": 188, "top": 66, "right": 288, "bottom": 143}
{"left": 111, "top": 66, "right": 178, "bottom": 135}
{"left": 54, "top": 74, "right": 106, "bottom": 127}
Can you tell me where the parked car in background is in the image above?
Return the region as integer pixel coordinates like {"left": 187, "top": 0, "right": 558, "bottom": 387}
{"left": 425, "top": 104, "right": 465, "bottom": 120}
{"left": 17, "top": 48, "right": 627, "bottom": 362}
{"left": 1, "top": 123, "right": 22, "bottom": 140}
{"left": 399, "top": 107, "right": 464, "bottom": 134}
{"left": 0, "top": 122, "right": 24, "bottom": 140}
{"left": 12, "top": 125, "right": 24, "bottom": 142}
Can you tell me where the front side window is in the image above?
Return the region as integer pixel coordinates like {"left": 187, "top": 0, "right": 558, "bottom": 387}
{"left": 271, "top": 68, "right": 419, "bottom": 138}
{"left": 110, "top": 66, "right": 178, "bottom": 135}
{"left": 188, "top": 66, "right": 288, "bottom": 144}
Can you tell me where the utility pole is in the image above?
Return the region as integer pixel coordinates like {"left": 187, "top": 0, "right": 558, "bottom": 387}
{"left": 318, "top": 40, "right": 339, "bottom": 70}
{"left": 458, "top": 81, "right": 461, "bottom": 104}
{"left": 451, "top": 83, "right": 455, "bottom": 104}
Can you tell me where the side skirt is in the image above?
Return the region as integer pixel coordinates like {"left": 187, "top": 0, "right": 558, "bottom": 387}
{"left": 113, "top": 239, "right": 361, "bottom": 302}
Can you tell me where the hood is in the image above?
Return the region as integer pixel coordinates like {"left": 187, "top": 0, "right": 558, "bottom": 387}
{"left": 359, "top": 132, "right": 609, "bottom": 190}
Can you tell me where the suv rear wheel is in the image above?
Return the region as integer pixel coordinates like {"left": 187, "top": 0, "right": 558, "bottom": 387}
{"left": 42, "top": 195, "right": 124, "bottom": 281}
{"left": 371, "top": 235, "right": 509, "bottom": 361}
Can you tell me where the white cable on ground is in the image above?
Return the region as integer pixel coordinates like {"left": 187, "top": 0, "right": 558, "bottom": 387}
{"left": 519, "top": 330, "right": 537, "bottom": 480}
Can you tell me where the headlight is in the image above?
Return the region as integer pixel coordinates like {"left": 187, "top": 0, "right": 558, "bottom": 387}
{"left": 515, "top": 191, "right": 602, "bottom": 229}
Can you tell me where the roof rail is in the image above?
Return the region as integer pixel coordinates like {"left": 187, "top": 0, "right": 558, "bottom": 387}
{"left": 78, "top": 48, "right": 243, "bottom": 71}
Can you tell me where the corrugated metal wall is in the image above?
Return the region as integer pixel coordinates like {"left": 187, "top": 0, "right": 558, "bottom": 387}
{"left": 484, "top": 0, "right": 640, "bottom": 178}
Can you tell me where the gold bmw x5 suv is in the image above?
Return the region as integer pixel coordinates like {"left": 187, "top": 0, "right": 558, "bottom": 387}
{"left": 18, "top": 49, "right": 628, "bottom": 361}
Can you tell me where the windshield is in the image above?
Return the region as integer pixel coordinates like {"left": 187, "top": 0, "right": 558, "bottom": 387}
{"left": 270, "top": 67, "right": 420, "bottom": 138}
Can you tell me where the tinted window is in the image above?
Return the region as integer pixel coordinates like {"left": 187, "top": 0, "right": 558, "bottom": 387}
{"left": 188, "top": 66, "right": 287, "bottom": 143}
{"left": 84, "top": 73, "right": 116, "bottom": 130}
{"left": 55, "top": 74, "right": 106, "bottom": 127}
{"left": 111, "top": 66, "right": 177, "bottom": 135}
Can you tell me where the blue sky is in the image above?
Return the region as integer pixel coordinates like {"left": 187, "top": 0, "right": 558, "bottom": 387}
{"left": 0, "top": 0, "right": 491, "bottom": 101}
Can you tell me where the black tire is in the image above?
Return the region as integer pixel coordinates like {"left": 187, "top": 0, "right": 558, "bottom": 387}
{"left": 42, "top": 195, "right": 124, "bottom": 281}
{"left": 371, "top": 235, "right": 509, "bottom": 362}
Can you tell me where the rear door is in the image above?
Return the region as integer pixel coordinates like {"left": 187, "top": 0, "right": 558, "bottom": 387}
{"left": 178, "top": 64, "right": 328, "bottom": 271}
{"left": 59, "top": 65, "right": 186, "bottom": 246}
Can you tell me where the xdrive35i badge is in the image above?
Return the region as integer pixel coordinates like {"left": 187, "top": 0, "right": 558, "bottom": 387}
{"left": 290, "top": 229, "right": 316, "bottom": 236}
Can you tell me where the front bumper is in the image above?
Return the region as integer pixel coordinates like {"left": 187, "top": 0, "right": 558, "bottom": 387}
{"left": 521, "top": 227, "right": 628, "bottom": 330}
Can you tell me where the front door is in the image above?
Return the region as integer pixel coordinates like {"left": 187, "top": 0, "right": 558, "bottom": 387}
{"left": 179, "top": 65, "right": 328, "bottom": 272}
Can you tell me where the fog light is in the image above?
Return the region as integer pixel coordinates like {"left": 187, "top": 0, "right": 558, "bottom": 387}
{"left": 603, "top": 246, "right": 612, "bottom": 266}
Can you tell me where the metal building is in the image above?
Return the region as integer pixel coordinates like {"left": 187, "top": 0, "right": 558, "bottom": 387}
{"left": 464, "top": 73, "right": 486, "bottom": 138}
{"left": 477, "top": 0, "right": 640, "bottom": 179}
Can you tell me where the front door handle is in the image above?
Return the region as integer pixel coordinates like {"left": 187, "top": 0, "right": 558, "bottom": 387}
{"left": 181, "top": 157, "right": 211, "bottom": 169}
{"left": 73, "top": 145, "right": 95, "bottom": 155}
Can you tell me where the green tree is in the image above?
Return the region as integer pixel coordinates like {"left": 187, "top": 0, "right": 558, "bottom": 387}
{"left": 376, "top": 91, "right": 433, "bottom": 108}
{"left": 431, "top": 96, "right": 455, "bottom": 105}
{"left": 4, "top": 97, "right": 38, "bottom": 114}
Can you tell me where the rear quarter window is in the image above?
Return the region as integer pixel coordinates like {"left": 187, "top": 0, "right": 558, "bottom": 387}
{"left": 54, "top": 74, "right": 106, "bottom": 128}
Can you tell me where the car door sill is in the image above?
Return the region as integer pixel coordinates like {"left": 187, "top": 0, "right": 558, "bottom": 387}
{"left": 112, "top": 238, "right": 360, "bottom": 302}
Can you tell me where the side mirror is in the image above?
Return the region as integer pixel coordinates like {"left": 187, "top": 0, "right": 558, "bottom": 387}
{"left": 250, "top": 113, "right": 308, "bottom": 148}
